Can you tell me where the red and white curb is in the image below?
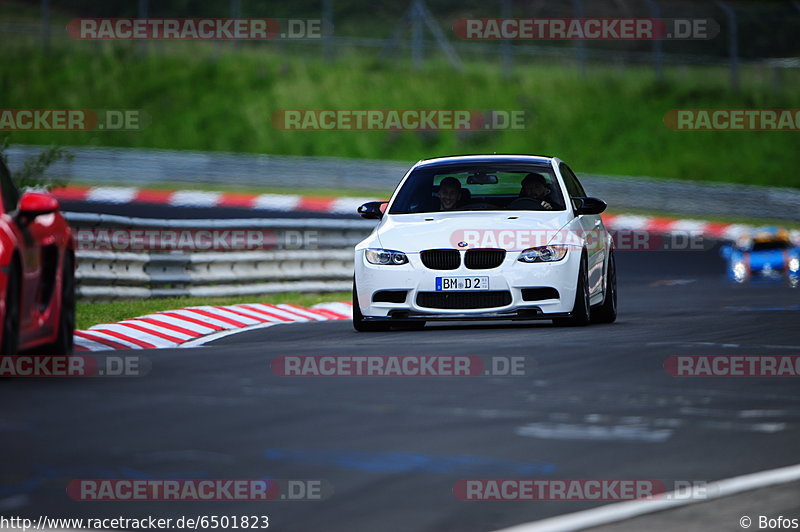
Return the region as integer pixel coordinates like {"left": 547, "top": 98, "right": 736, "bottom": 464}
{"left": 53, "top": 185, "right": 379, "bottom": 215}
{"left": 604, "top": 215, "right": 799, "bottom": 244}
{"left": 53, "top": 185, "right": 796, "bottom": 243}
{"left": 603, "top": 214, "right": 756, "bottom": 242}
{"left": 73, "top": 302, "right": 353, "bottom": 352}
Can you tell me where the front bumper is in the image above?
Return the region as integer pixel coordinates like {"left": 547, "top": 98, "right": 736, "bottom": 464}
{"left": 354, "top": 248, "right": 582, "bottom": 320}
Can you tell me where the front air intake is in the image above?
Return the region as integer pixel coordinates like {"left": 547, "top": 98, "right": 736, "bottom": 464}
{"left": 521, "top": 287, "right": 560, "bottom": 301}
{"left": 416, "top": 291, "right": 512, "bottom": 309}
{"left": 372, "top": 290, "right": 408, "bottom": 303}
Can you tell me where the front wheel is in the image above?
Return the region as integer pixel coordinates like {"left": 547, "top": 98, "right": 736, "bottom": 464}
{"left": 1, "top": 263, "right": 21, "bottom": 355}
{"left": 49, "top": 254, "right": 76, "bottom": 355}
{"left": 553, "top": 254, "right": 591, "bottom": 327}
{"left": 352, "top": 281, "right": 391, "bottom": 332}
{"left": 591, "top": 250, "right": 617, "bottom": 324}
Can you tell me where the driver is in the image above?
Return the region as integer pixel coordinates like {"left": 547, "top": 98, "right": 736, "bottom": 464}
{"left": 519, "top": 173, "right": 553, "bottom": 210}
{"left": 437, "top": 177, "right": 462, "bottom": 210}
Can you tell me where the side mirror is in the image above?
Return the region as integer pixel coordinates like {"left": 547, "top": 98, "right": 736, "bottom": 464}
{"left": 572, "top": 197, "right": 607, "bottom": 215}
{"left": 18, "top": 192, "right": 59, "bottom": 218}
{"left": 358, "top": 201, "right": 388, "bottom": 220}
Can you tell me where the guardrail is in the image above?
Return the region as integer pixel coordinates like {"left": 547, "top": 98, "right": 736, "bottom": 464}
{"left": 10, "top": 145, "right": 800, "bottom": 221}
{"left": 67, "top": 212, "right": 374, "bottom": 300}
{"left": 76, "top": 250, "right": 355, "bottom": 300}
{"left": 67, "top": 210, "right": 797, "bottom": 300}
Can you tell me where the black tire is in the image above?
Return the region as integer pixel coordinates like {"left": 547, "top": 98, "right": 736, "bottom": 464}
{"left": 553, "top": 253, "right": 591, "bottom": 327}
{"left": 1, "top": 262, "right": 21, "bottom": 356}
{"left": 352, "top": 281, "right": 391, "bottom": 332}
{"left": 591, "top": 249, "right": 617, "bottom": 324}
{"left": 49, "top": 254, "right": 76, "bottom": 356}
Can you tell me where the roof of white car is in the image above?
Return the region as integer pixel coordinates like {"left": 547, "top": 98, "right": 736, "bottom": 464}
{"left": 415, "top": 154, "right": 554, "bottom": 167}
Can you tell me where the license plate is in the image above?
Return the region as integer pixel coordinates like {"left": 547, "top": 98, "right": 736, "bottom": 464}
{"left": 435, "top": 276, "right": 489, "bottom": 291}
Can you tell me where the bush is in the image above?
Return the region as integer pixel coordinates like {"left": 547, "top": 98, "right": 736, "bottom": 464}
{"left": 0, "top": 136, "right": 73, "bottom": 190}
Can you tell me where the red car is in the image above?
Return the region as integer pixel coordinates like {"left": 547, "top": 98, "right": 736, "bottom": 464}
{"left": 0, "top": 159, "right": 75, "bottom": 355}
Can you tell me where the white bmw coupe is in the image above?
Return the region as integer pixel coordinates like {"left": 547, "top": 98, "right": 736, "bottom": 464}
{"left": 353, "top": 155, "right": 616, "bottom": 331}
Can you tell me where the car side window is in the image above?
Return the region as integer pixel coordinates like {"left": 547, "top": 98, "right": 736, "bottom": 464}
{"left": 559, "top": 163, "right": 587, "bottom": 198}
{"left": 0, "top": 160, "right": 20, "bottom": 214}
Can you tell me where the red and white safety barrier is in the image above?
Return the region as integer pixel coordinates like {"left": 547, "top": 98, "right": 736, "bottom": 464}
{"left": 601, "top": 213, "right": 754, "bottom": 242}
{"left": 73, "top": 301, "right": 353, "bottom": 352}
{"left": 53, "top": 185, "right": 379, "bottom": 214}
{"left": 53, "top": 185, "right": 779, "bottom": 243}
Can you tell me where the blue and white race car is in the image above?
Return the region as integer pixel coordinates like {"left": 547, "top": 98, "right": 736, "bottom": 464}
{"left": 722, "top": 227, "right": 800, "bottom": 286}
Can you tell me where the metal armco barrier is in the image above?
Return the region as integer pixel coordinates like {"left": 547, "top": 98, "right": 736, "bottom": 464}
{"left": 67, "top": 213, "right": 374, "bottom": 300}
{"left": 76, "top": 250, "right": 355, "bottom": 300}
{"left": 11, "top": 145, "right": 800, "bottom": 221}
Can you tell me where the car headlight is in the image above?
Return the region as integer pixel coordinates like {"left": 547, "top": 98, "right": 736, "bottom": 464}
{"left": 789, "top": 258, "right": 799, "bottom": 273}
{"left": 517, "top": 245, "right": 569, "bottom": 263}
{"left": 733, "top": 261, "right": 747, "bottom": 282}
{"left": 365, "top": 248, "right": 409, "bottom": 265}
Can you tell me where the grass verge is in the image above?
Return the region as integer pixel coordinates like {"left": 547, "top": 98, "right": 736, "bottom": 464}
{"left": 4, "top": 44, "right": 799, "bottom": 188}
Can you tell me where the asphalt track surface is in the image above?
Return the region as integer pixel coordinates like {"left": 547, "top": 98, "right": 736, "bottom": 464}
{"left": 2, "top": 225, "right": 800, "bottom": 531}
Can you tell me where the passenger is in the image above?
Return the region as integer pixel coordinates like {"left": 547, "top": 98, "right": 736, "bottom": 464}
{"left": 519, "top": 173, "right": 553, "bottom": 210}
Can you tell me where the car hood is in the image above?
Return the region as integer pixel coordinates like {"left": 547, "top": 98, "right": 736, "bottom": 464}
{"left": 375, "top": 211, "right": 574, "bottom": 252}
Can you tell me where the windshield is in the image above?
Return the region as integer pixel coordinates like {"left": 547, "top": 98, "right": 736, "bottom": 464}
{"left": 751, "top": 240, "right": 792, "bottom": 251}
{"left": 388, "top": 163, "right": 566, "bottom": 214}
